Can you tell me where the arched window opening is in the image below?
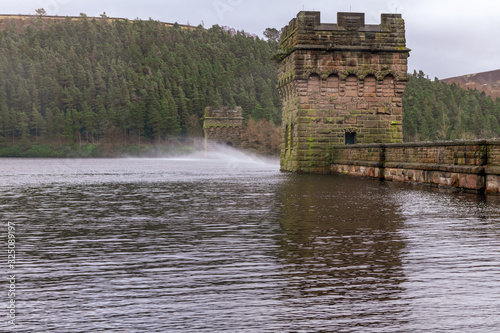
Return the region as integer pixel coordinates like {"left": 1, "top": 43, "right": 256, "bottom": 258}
{"left": 345, "top": 75, "right": 358, "bottom": 97}
{"left": 307, "top": 73, "right": 321, "bottom": 101}
{"left": 383, "top": 75, "right": 395, "bottom": 97}
{"left": 364, "top": 75, "right": 377, "bottom": 96}
{"left": 326, "top": 74, "right": 339, "bottom": 95}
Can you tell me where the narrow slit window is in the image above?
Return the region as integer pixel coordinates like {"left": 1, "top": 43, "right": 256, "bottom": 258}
{"left": 285, "top": 124, "right": 289, "bottom": 150}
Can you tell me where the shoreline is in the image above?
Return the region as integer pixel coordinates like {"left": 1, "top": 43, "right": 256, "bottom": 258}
{"left": 0, "top": 142, "right": 197, "bottom": 159}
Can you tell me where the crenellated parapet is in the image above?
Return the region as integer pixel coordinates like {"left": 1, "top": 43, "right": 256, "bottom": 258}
{"left": 278, "top": 11, "right": 410, "bottom": 173}
{"left": 279, "top": 12, "right": 408, "bottom": 61}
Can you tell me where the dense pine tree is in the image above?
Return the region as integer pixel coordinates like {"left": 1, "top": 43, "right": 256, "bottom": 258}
{"left": 0, "top": 16, "right": 498, "bottom": 157}
{"left": 0, "top": 16, "right": 281, "bottom": 149}
{"left": 403, "top": 71, "right": 500, "bottom": 141}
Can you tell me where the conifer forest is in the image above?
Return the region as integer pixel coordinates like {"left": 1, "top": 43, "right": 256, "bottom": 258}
{"left": 0, "top": 16, "right": 498, "bottom": 157}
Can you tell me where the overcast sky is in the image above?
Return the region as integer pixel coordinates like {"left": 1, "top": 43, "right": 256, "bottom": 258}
{"left": 4, "top": 0, "right": 500, "bottom": 79}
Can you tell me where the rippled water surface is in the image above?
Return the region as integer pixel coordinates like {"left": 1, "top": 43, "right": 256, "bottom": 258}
{"left": 1, "top": 153, "right": 500, "bottom": 332}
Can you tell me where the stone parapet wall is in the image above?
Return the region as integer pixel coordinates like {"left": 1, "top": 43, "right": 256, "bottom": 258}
{"left": 489, "top": 144, "right": 500, "bottom": 165}
{"left": 384, "top": 141, "right": 488, "bottom": 166}
{"left": 330, "top": 140, "right": 500, "bottom": 194}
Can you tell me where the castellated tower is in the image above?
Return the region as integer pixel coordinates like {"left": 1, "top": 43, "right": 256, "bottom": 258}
{"left": 277, "top": 11, "right": 410, "bottom": 173}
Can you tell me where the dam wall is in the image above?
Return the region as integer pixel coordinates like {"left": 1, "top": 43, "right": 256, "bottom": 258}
{"left": 330, "top": 140, "right": 500, "bottom": 194}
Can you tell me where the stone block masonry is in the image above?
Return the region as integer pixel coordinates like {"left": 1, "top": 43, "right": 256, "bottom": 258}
{"left": 276, "top": 11, "right": 500, "bottom": 194}
{"left": 277, "top": 11, "right": 410, "bottom": 173}
{"left": 203, "top": 106, "right": 244, "bottom": 148}
{"left": 330, "top": 140, "right": 500, "bottom": 194}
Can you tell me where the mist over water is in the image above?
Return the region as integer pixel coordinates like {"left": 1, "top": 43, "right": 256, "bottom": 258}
{"left": 169, "top": 145, "right": 279, "bottom": 166}
{"left": 0, "top": 146, "right": 278, "bottom": 186}
{"left": 1, "top": 153, "right": 500, "bottom": 332}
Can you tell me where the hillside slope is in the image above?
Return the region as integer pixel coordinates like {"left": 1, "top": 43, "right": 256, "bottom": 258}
{"left": 0, "top": 14, "right": 195, "bottom": 30}
{"left": 0, "top": 15, "right": 281, "bottom": 152}
{"left": 404, "top": 71, "right": 500, "bottom": 141}
{"left": 442, "top": 69, "right": 500, "bottom": 100}
{"left": 0, "top": 15, "right": 498, "bottom": 157}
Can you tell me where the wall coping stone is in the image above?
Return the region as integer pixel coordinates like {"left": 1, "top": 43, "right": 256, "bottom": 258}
{"left": 334, "top": 139, "right": 500, "bottom": 149}
{"left": 330, "top": 140, "right": 500, "bottom": 193}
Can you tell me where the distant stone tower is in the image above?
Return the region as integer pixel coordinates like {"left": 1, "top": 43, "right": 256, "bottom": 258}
{"left": 277, "top": 11, "right": 410, "bottom": 173}
{"left": 203, "top": 106, "right": 244, "bottom": 148}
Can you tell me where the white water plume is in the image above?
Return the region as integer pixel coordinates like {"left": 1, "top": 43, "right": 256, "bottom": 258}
{"left": 169, "top": 144, "right": 279, "bottom": 166}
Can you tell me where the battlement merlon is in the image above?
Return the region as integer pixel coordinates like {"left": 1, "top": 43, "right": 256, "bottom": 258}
{"left": 279, "top": 11, "right": 410, "bottom": 59}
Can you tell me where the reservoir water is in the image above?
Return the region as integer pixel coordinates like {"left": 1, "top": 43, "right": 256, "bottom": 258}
{"left": 1, "top": 152, "right": 500, "bottom": 332}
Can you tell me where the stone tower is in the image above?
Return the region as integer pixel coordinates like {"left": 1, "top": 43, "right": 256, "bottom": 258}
{"left": 203, "top": 106, "right": 244, "bottom": 148}
{"left": 277, "top": 11, "right": 410, "bottom": 173}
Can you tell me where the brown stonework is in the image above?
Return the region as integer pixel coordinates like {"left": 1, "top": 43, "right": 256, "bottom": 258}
{"left": 277, "top": 11, "right": 410, "bottom": 172}
{"left": 203, "top": 106, "right": 243, "bottom": 148}
{"left": 329, "top": 140, "right": 500, "bottom": 194}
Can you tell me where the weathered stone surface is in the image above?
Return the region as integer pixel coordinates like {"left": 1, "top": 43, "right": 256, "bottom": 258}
{"left": 329, "top": 140, "right": 500, "bottom": 194}
{"left": 278, "top": 11, "right": 410, "bottom": 172}
{"left": 203, "top": 106, "right": 243, "bottom": 148}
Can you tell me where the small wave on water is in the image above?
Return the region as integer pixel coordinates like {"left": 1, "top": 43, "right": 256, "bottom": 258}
{"left": 1, "top": 158, "right": 500, "bottom": 332}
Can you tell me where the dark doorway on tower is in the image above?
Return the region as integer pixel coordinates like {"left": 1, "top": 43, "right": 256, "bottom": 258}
{"left": 345, "top": 132, "right": 356, "bottom": 145}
